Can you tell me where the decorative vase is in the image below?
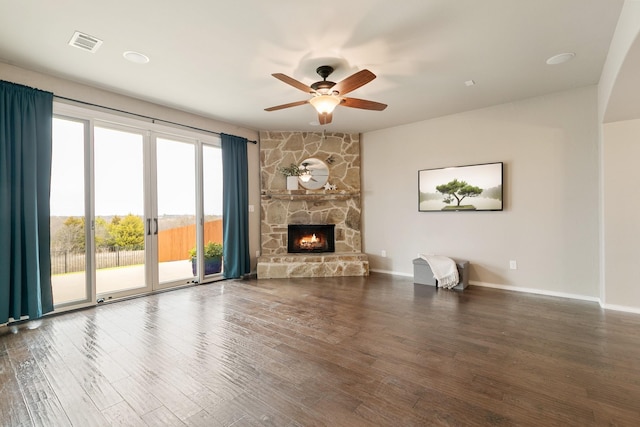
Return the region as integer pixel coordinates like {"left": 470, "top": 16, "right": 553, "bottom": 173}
{"left": 286, "top": 175, "right": 298, "bottom": 190}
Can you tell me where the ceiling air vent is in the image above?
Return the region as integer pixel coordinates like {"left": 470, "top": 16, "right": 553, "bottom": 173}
{"left": 68, "top": 31, "right": 103, "bottom": 53}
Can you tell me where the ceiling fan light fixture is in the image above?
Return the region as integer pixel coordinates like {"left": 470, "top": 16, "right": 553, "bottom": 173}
{"left": 266, "top": 66, "right": 386, "bottom": 121}
{"left": 309, "top": 95, "right": 341, "bottom": 114}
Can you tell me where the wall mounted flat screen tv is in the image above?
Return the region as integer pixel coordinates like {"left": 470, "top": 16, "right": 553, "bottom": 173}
{"left": 418, "top": 162, "right": 503, "bottom": 212}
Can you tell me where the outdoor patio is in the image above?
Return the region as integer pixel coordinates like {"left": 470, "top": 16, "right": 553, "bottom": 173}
{"left": 51, "top": 260, "right": 203, "bottom": 304}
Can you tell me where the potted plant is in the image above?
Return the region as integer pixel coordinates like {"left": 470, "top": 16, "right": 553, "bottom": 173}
{"left": 278, "top": 163, "right": 302, "bottom": 190}
{"left": 189, "top": 241, "right": 223, "bottom": 275}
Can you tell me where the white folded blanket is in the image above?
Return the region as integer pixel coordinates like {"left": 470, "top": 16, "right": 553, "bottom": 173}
{"left": 419, "top": 254, "right": 459, "bottom": 289}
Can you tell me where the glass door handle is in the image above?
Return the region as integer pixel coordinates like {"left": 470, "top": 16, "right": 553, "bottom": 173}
{"left": 154, "top": 218, "right": 158, "bottom": 235}
{"left": 147, "top": 218, "right": 151, "bottom": 235}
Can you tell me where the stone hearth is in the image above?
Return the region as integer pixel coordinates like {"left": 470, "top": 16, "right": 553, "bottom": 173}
{"left": 258, "top": 131, "right": 369, "bottom": 279}
{"left": 257, "top": 253, "right": 369, "bottom": 279}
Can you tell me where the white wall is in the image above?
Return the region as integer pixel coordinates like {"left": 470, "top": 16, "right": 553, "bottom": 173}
{"left": 598, "top": 0, "right": 640, "bottom": 312}
{"left": 0, "top": 62, "right": 262, "bottom": 273}
{"left": 602, "top": 119, "right": 640, "bottom": 310}
{"left": 362, "top": 86, "right": 601, "bottom": 300}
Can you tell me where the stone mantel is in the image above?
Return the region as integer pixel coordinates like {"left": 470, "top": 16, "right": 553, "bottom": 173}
{"left": 261, "top": 190, "right": 360, "bottom": 202}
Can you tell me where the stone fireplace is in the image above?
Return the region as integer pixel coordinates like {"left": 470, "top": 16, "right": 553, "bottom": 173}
{"left": 257, "top": 131, "right": 369, "bottom": 278}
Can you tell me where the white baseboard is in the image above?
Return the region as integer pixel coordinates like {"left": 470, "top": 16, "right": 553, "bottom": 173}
{"left": 599, "top": 303, "right": 640, "bottom": 314}
{"left": 373, "top": 269, "right": 600, "bottom": 303}
{"left": 469, "top": 280, "right": 601, "bottom": 303}
{"left": 370, "top": 268, "right": 412, "bottom": 277}
{"left": 372, "top": 269, "right": 598, "bottom": 301}
{"left": 371, "top": 271, "right": 640, "bottom": 315}
{"left": 466, "top": 282, "right": 640, "bottom": 314}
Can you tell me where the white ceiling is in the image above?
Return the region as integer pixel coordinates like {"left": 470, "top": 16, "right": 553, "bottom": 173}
{"left": 0, "top": 0, "right": 624, "bottom": 133}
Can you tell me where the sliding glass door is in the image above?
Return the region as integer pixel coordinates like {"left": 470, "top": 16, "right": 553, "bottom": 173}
{"left": 51, "top": 106, "right": 223, "bottom": 309}
{"left": 156, "top": 137, "right": 198, "bottom": 288}
{"left": 50, "top": 117, "right": 90, "bottom": 306}
{"left": 94, "top": 125, "right": 149, "bottom": 298}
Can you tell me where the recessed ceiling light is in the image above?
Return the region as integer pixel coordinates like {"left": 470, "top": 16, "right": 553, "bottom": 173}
{"left": 464, "top": 80, "right": 476, "bottom": 87}
{"left": 546, "top": 52, "right": 575, "bottom": 65}
{"left": 123, "top": 51, "right": 150, "bottom": 64}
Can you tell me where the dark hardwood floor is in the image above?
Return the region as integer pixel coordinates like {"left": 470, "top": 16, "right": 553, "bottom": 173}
{"left": 2, "top": 273, "right": 640, "bottom": 426}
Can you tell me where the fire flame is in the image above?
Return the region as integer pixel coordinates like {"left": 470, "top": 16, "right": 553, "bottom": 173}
{"left": 300, "top": 233, "right": 320, "bottom": 248}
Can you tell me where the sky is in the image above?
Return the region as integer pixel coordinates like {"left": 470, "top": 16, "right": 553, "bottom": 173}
{"left": 50, "top": 118, "right": 223, "bottom": 217}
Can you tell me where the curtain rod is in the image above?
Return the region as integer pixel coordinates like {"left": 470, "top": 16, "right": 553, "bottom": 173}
{"left": 54, "top": 95, "right": 257, "bottom": 144}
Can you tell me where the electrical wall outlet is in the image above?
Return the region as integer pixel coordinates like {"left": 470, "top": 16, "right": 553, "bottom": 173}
{"left": 248, "top": 204, "right": 255, "bottom": 213}
{"left": 381, "top": 250, "right": 387, "bottom": 258}
{"left": 510, "top": 260, "right": 517, "bottom": 270}
{"left": 256, "top": 250, "right": 260, "bottom": 258}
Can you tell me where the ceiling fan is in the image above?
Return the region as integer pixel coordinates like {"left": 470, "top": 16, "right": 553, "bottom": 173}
{"left": 265, "top": 65, "right": 387, "bottom": 125}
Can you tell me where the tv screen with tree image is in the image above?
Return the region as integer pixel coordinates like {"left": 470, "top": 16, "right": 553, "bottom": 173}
{"left": 418, "top": 162, "right": 503, "bottom": 212}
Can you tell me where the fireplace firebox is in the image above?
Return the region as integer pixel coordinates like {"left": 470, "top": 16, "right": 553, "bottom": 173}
{"left": 288, "top": 224, "right": 335, "bottom": 253}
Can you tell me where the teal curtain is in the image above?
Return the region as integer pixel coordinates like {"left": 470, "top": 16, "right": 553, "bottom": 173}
{"left": 221, "top": 133, "right": 250, "bottom": 279}
{"left": 0, "top": 81, "right": 54, "bottom": 324}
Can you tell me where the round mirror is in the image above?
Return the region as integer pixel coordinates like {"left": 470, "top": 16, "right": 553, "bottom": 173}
{"left": 298, "top": 158, "right": 329, "bottom": 190}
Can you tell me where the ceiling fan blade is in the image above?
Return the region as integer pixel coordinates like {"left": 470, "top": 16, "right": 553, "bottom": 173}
{"left": 332, "top": 69, "right": 376, "bottom": 96}
{"left": 264, "top": 100, "right": 309, "bottom": 111}
{"left": 318, "top": 112, "right": 333, "bottom": 125}
{"left": 271, "top": 73, "right": 314, "bottom": 93}
{"left": 341, "top": 97, "right": 387, "bottom": 111}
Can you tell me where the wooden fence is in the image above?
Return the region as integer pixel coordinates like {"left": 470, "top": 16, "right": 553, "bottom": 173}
{"left": 158, "top": 219, "right": 223, "bottom": 262}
